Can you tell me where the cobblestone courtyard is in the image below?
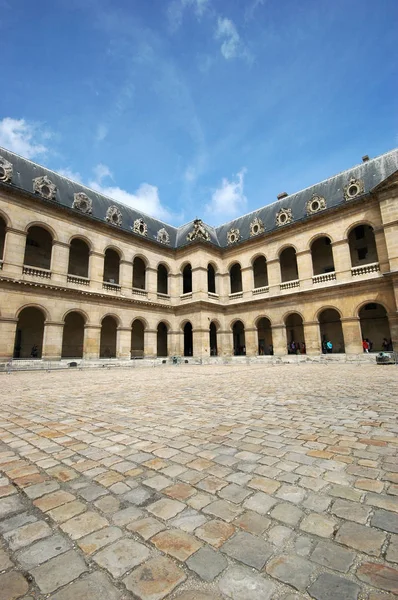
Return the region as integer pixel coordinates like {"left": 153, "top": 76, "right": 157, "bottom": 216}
{"left": 0, "top": 363, "right": 397, "bottom": 600}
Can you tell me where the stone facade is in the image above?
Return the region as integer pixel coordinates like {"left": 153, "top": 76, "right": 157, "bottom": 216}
{"left": 0, "top": 148, "right": 397, "bottom": 362}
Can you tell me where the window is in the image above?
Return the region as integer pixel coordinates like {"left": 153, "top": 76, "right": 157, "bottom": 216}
{"left": 355, "top": 226, "right": 365, "bottom": 240}
{"left": 357, "top": 247, "right": 368, "bottom": 261}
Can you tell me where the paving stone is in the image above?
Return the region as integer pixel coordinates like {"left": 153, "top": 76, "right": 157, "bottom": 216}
{"left": 164, "top": 483, "right": 195, "bottom": 501}
{"left": 186, "top": 546, "right": 228, "bottom": 581}
{"left": 151, "top": 529, "right": 202, "bottom": 561}
{"left": 365, "top": 493, "right": 398, "bottom": 513}
{"left": 24, "top": 481, "right": 60, "bottom": 499}
{"left": 270, "top": 502, "right": 303, "bottom": 526}
{"left": 16, "top": 534, "right": 71, "bottom": 569}
{"left": 356, "top": 562, "right": 398, "bottom": 593}
{"left": 0, "top": 571, "right": 29, "bottom": 600}
{"left": 94, "top": 495, "right": 121, "bottom": 514}
{"left": 335, "top": 522, "right": 386, "bottom": 556}
{"left": 266, "top": 554, "right": 316, "bottom": 591}
{"left": 386, "top": 533, "right": 398, "bottom": 563}
{"left": 0, "top": 546, "right": 13, "bottom": 570}
{"left": 187, "top": 492, "right": 212, "bottom": 510}
{"left": 0, "top": 512, "right": 37, "bottom": 534}
{"left": 111, "top": 506, "right": 143, "bottom": 526}
{"left": 276, "top": 484, "right": 306, "bottom": 504}
{"left": 294, "top": 534, "right": 315, "bottom": 557}
{"left": 196, "top": 519, "right": 235, "bottom": 548}
{"left": 371, "top": 509, "right": 398, "bottom": 533}
{"left": 330, "top": 498, "right": 371, "bottom": 524}
{"left": 174, "top": 593, "right": 221, "bottom": 600}
{"left": 78, "top": 484, "right": 108, "bottom": 501}
{"left": 197, "top": 476, "right": 228, "bottom": 494}
{"left": 303, "top": 493, "right": 332, "bottom": 513}
{"left": 47, "top": 466, "right": 78, "bottom": 482}
{"left": 203, "top": 499, "right": 242, "bottom": 522}
{"left": 109, "top": 482, "right": 131, "bottom": 495}
{"left": 47, "top": 571, "right": 122, "bottom": 600}
{"left": 127, "top": 517, "right": 166, "bottom": 540}
{"left": 143, "top": 475, "right": 172, "bottom": 491}
{"left": 4, "top": 521, "right": 52, "bottom": 551}
{"left": 0, "top": 496, "right": 25, "bottom": 519}
{"left": 218, "top": 483, "right": 252, "bottom": 504}
{"left": 169, "top": 508, "right": 207, "bottom": 532}
{"left": 147, "top": 498, "right": 185, "bottom": 520}
{"left": 93, "top": 538, "right": 150, "bottom": 577}
{"left": 30, "top": 549, "right": 87, "bottom": 594}
{"left": 61, "top": 511, "right": 108, "bottom": 539}
{"left": 221, "top": 530, "right": 273, "bottom": 569}
{"left": 47, "top": 500, "right": 86, "bottom": 523}
{"left": 300, "top": 513, "right": 336, "bottom": 538}
{"left": 123, "top": 555, "right": 186, "bottom": 600}
{"left": 354, "top": 478, "right": 384, "bottom": 493}
{"left": 307, "top": 572, "right": 361, "bottom": 600}
{"left": 328, "top": 484, "right": 363, "bottom": 502}
{"left": 218, "top": 565, "right": 276, "bottom": 600}
{"left": 233, "top": 510, "right": 271, "bottom": 534}
{"left": 310, "top": 540, "right": 356, "bottom": 573}
{"left": 243, "top": 491, "right": 277, "bottom": 515}
{"left": 33, "top": 490, "right": 75, "bottom": 512}
{"left": 77, "top": 526, "right": 123, "bottom": 555}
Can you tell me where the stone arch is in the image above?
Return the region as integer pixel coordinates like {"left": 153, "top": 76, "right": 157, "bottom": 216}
{"left": 61, "top": 311, "right": 86, "bottom": 358}
{"left": 157, "top": 321, "right": 168, "bottom": 357}
{"left": 16, "top": 303, "right": 50, "bottom": 321}
{"left": 24, "top": 225, "right": 53, "bottom": 270}
{"left": 157, "top": 263, "right": 169, "bottom": 295}
{"left": 310, "top": 235, "right": 335, "bottom": 276}
{"left": 347, "top": 223, "right": 378, "bottom": 268}
{"left": 252, "top": 255, "right": 268, "bottom": 289}
{"left": 230, "top": 262, "right": 242, "bottom": 293}
{"left": 24, "top": 221, "right": 58, "bottom": 241}
{"left": 68, "top": 237, "right": 90, "bottom": 278}
{"left": 14, "top": 306, "right": 46, "bottom": 359}
{"left": 62, "top": 308, "right": 90, "bottom": 324}
{"left": 345, "top": 219, "right": 377, "bottom": 239}
{"left": 209, "top": 320, "right": 218, "bottom": 356}
{"left": 133, "top": 256, "right": 146, "bottom": 290}
{"left": 232, "top": 320, "right": 246, "bottom": 355}
{"left": 182, "top": 263, "right": 192, "bottom": 294}
{"left": 0, "top": 214, "right": 7, "bottom": 261}
{"left": 318, "top": 308, "right": 345, "bottom": 353}
{"left": 307, "top": 232, "right": 335, "bottom": 249}
{"left": 100, "top": 315, "right": 118, "bottom": 358}
{"left": 103, "top": 247, "right": 121, "bottom": 285}
{"left": 0, "top": 209, "right": 11, "bottom": 228}
{"left": 284, "top": 312, "right": 306, "bottom": 354}
{"left": 68, "top": 234, "right": 93, "bottom": 250}
{"left": 131, "top": 318, "right": 145, "bottom": 358}
{"left": 358, "top": 303, "right": 393, "bottom": 351}
{"left": 279, "top": 246, "right": 298, "bottom": 283}
{"left": 183, "top": 321, "right": 193, "bottom": 357}
{"left": 207, "top": 262, "right": 216, "bottom": 293}
{"left": 256, "top": 316, "right": 273, "bottom": 355}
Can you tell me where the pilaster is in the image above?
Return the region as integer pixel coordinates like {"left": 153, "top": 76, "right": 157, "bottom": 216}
{"left": 116, "top": 327, "right": 131, "bottom": 359}
{"left": 267, "top": 258, "right": 281, "bottom": 296}
{"left": 296, "top": 250, "right": 313, "bottom": 290}
{"left": 0, "top": 317, "right": 17, "bottom": 360}
{"left": 303, "top": 321, "right": 321, "bottom": 355}
{"left": 332, "top": 239, "right": 352, "bottom": 283}
{"left": 89, "top": 251, "right": 105, "bottom": 291}
{"left": 51, "top": 241, "right": 69, "bottom": 285}
{"left": 144, "top": 329, "right": 157, "bottom": 357}
{"left": 120, "top": 260, "right": 133, "bottom": 293}
{"left": 271, "top": 324, "right": 287, "bottom": 355}
{"left": 83, "top": 324, "right": 101, "bottom": 359}
{"left": 2, "top": 228, "right": 26, "bottom": 277}
{"left": 42, "top": 321, "right": 64, "bottom": 360}
{"left": 244, "top": 327, "right": 257, "bottom": 356}
{"left": 341, "top": 317, "right": 363, "bottom": 354}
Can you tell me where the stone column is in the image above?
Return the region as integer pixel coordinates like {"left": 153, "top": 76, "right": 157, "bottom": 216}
{"left": 341, "top": 317, "right": 363, "bottom": 354}
{"left": 116, "top": 327, "right": 131, "bottom": 360}
{"left": 144, "top": 329, "right": 157, "bottom": 358}
{"left": 332, "top": 239, "right": 352, "bottom": 283}
{"left": 120, "top": 260, "right": 132, "bottom": 293}
{"left": 267, "top": 258, "right": 281, "bottom": 296}
{"left": 2, "top": 228, "right": 26, "bottom": 277}
{"left": 388, "top": 315, "right": 398, "bottom": 352}
{"left": 303, "top": 321, "right": 321, "bottom": 355}
{"left": 373, "top": 227, "right": 390, "bottom": 273}
{"left": 271, "top": 324, "right": 287, "bottom": 355}
{"left": 245, "top": 327, "right": 257, "bottom": 356}
{"left": 192, "top": 266, "right": 208, "bottom": 301}
{"left": 296, "top": 250, "right": 313, "bottom": 290}
{"left": 83, "top": 324, "right": 101, "bottom": 359}
{"left": 89, "top": 251, "right": 105, "bottom": 291}
{"left": 51, "top": 241, "right": 69, "bottom": 285}
{"left": 42, "top": 321, "right": 64, "bottom": 360}
{"left": 146, "top": 267, "right": 157, "bottom": 301}
{"left": 193, "top": 328, "right": 209, "bottom": 358}
{"left": 169, "top": 329, "right": 182, "bottom": 356}
{"left": 241, "top": 267, "right": 253, "bottom": 300}
{"left": 218, "top": 329, "right": 233, "bottom": 357}
{"left": 0, "top": 317, "right": 17, "bottom": 360}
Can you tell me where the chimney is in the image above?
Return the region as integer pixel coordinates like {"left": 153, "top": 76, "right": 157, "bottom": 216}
{"left": 362, "top": 155, "right": 370, "bottom": 163}
{"left": 277, "top": 192, "right": 288, "bottom": 200}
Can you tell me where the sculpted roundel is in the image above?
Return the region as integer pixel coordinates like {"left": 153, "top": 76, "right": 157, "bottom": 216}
{"left": 249, "top": 216, "right": 264, "bottom": 237}
{"left": 344, "top": 177, "right": 364, "bottom": 201}
{"left": 0, "top": 156, "right": 13, "bottom": 183}
{"left": 275, "top": 207, "right": 293, "bottom": 227}
{"left": 306, "top": 194, "right": 326, "bottom": 215}
{"left": 33, "top": 175, "right": 57, "bottom": 200}
{"left": 133, "top": 218, "right": 148, "bottom": 236}
{"left": 106, "top": 205, "right": 122, "bottom": 227}
{"left": 227, "top": 228, "right": 240, "bottom": 245}
{"left": 156, "top": 228, "right": 170, "bottom": 245}
{"left": 73, "top": 192, "right": 92, "bottom": 214}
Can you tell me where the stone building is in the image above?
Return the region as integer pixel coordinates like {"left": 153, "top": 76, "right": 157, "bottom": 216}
{"left": 0, "top": 146, "right": 397, "bottom": 363}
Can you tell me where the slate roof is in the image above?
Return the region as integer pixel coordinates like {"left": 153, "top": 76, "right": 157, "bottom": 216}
{"left": 0, "top": 146, "right": 397, "bottom": 249}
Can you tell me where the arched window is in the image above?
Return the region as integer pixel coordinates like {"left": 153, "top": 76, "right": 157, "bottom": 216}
{"left": 157, "top": 264, "right": 168, "bottom": 295}
{"left": 182, "top": 264, "right": 192, "bottom": 294}
{"left": 100, "top": 316, "right": 117, "bottom": 358}
{"left": 209, "top": 322, "right": 218, "bottom": 356}
{"left": 319, "top": 309, "right": 344, "bottom": 353}
{"left": 131, "top": 319, "right": 145, "bottom": 358}
{"left": 157, "top": 322, "right": 168, "bottom": 357}
{"left": 348, "top": 225, "right": 378, "bottom": 268}
{"left": 24, "top": 226, "right": 52, "bottom": 270}
{"left": 68, "top": 238, "right": 90, "bottom": 278}
{"left": 285, "top": 313, "right": 306, "bottom": 354}
{"left": 253, "top": 256, "right": 268, "bottom": 288}
{"left": 230, "top": 263, "right": 242, "bottom": 293}
{"left": 208, "top": 264, "right": 216, "bottom": 294}
{"left": 233, "top": 321, "right": 246, "bottom": 355}
{"left": 0, "top": 216, "right": 6, "bottom": 262}
{"left": 14, "top": 307, "right": 45, "bottom": 359}
{"left": 311, "top": 237, "right": 335, "bottom": 275}
{"left": 103, "top": 249, "right": 120, "bottom": 285}
{"left": 62, "top": 312, "right": 85, "bottom": 358}
{"left": 133, "top": 257, "right": 146, "bottom": 290}
{"left": 257, "top": 317, "right": 273, "bottom": 355}
{"left": 359, "top": 303, "right": 392, "bottom": 351}
{"left": 279, "top": 247, "right": 298, "bottom": 283}
{"left": 183, "top": 322, "right": 193, "bottom": 356}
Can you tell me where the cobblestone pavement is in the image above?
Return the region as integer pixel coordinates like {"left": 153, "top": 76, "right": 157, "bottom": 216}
{"left": 0, "top": 363, "right": 397, "bottom": 600}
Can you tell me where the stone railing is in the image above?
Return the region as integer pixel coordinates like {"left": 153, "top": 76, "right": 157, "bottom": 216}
{"left": 351, "top": 262, "right": 380, "bottom": 276}
{"left": 252, "top": 286, "right": 269, "bottom": 295}
{"left": 157, "top": 292, "right": 170, "bottom": 300}
{"left": 22, "top": 266, "right": 51, "bottom": 279}
{"left": 132, "top": 287, "right": 148, "bottom": 297}
{"left": 229, "top": 291, "right": 243, "bottom": 299}
{"left": 312, "top": 272, "right": 336, "bottom": 284}
{"left": 102, "top": 281, "right": 121, "bottom": 292}
{"left": 208, "top": 291, "right": 219, "bottom": 299}
{"left": 280, "top": 279, "right": 300, "bottom": 291}
{"left": 180, "top": 292, "right": 193, "bottom": 300}
{"left": 67, "top": 274, "right": 90, "bottom": 286}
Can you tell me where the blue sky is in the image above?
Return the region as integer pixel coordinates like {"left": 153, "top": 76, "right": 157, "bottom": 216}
{"left": 0, "top": 0, "right": 397, "bottom": 225}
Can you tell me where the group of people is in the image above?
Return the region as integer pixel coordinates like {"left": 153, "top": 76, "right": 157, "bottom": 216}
{"left": 322, "top": 338, "right": 334, "bottom": 354}
{"left": 287, "top": 341, "right": 306, "bottom": 355}
{"left": 258, "top": 344, "right": 274, "bottom": 355}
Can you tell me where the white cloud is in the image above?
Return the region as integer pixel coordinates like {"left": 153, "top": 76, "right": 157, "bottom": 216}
{"left": 206, "top": 169, "right": 247, "bottom": 219}
{"left": 93, "top": 163, "right": 113, "bottom": 183}
{"left": 245, "top": 0, "right": 266, "bottom": 21}
{"left": 168, "top": 0, "right": 209, "bottom": 31}
{"left": 0, "top": 117, "right": 50, "bottom": 158}
{"left": 95, "top": 123, "right": 108, "bottom": 142}
{"left": 58, "top": 167, "right": 83, "bottom": 183}
{"left": 214, "top": 17, "right": 253, "bottom": 61}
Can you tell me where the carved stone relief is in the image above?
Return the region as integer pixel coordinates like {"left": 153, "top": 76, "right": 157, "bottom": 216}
{"left": 33, "top": 175, "right": 57, "bottom": 200}
{"left": 72, "top": 192, "right": 92, "bottom": 214}
{"left": 156, "top": 228, "right": 170, "bottom": 245}
{"left": 187, "top": 219, "right": 210, "bottom": 242}
{"left": 106, "top": 205, "right": 122, "bottom": 226}
{"left": 227, "top": 228, "right": 240, "bottom": 244}
{"left": 276, "top": 208, "right": 293, "bottom": 227}
{"left": 306, "top": 194, "right": 326, "bottom": 215}
{"left": 0, "top": 156, "right": 13, "bottom": 183}
{"left": 344, "top": 177, "right": 365, "bottom": 201}
{"left": 249, "top": 216, "right": 264, "bottom": 237}
{"left": 133, "top": 218, "right": 148, "bottom": 236}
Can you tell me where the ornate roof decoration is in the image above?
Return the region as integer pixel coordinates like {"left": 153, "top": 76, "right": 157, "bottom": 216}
{"left": 249, "top": 216, "right": 264, "bottom": 237}
{"left": 306, "top": 194, "right": 326, "bottom": 215}
{"left": 156, "top": 228, "right": 170, "bottom": 245}
{"left": 186, "top": 219, "right": 210, "bottom": 242}
{"left": 33, "top": 175, "right": 57, "bottom": 200}
{"left": 133, "top": 218, "right": 148, "bottom": 237}
{"left": 344, "top": 177, "right": 365, "bottom": 201}
{"left": 276, "top": 208, "right": 293, "bottom": 227}
{"left": 227, "top": 228, "right": 240, "bottom": 245}
{"left": 106, "top": 205, "right": 122, "bottom": 227}
{"left": 0, "top": 156, "right": 13, "bottom": 183}
{"left": 72, "top": 192, "right": 92, "bottom": 214}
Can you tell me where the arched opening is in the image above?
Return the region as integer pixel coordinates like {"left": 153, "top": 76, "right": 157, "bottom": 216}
{"left": 230, "top": 263, "right": 242, "bottom": 293}
{"left": 100, "top": 316, "right": 117, "bottom": 358}
{"left": 183, "top": 322, "right": 193, "bottom": 357}
{"left": 157, "top": 264, "right": 168, "bottom": 295}
{"left": 0, "top": 216, "right": 6, "bottom": 261}
{"left": 209, "top": 322, "right": 218, "bottom": 356}
{"left": 182, "top": 264, "right": 192, "bottom": 294}
{"left": 103, "top": 249, "right": 120, "bottom": 285}
{"left": 133, "top": 257, "right": 146, "bottom": 290}
{"left": 13, "top": 307, "right": 45, "bottom": 359}
{"left": 311, "top": 237, "right": 335, "bottom": 275}
{"left": 208, "top": 264, "right": 216, "bottom": 294}
{"left": 319, "top": 309, "right": 344, "bottom": 353}
{"left": 131, "top": 319, "right": 145, "bottom": 358}
{"left": 359, "top": 303, "right": 392, "bottom": 352}
{"left": 24, "top": 226, "right": 52, "bottom": 270}
{"left": 61, "top": 312, "right": 85, "bottom": 358}
{"left": 157, "top": 322, "right": 168, "bottom": 357}
{"left": 253, "top": 256, "right": 268, "bottom": 289}
{"left": 233, "top": 321, "right": 246, "bottom": 355}
{"left": 280, "top": 247, "right": 298, "bottom": 283}
{"left": 257, "top": 317, "right": 273, "bottom": 355}
{"left": 348, "top": 225, "right": 378, "bottom": 268}
{"left": 285, "top": 313, "right": 306, "bottom": 354}
{"left": 68, "top": 238, "right": 90, "bottom": 278}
